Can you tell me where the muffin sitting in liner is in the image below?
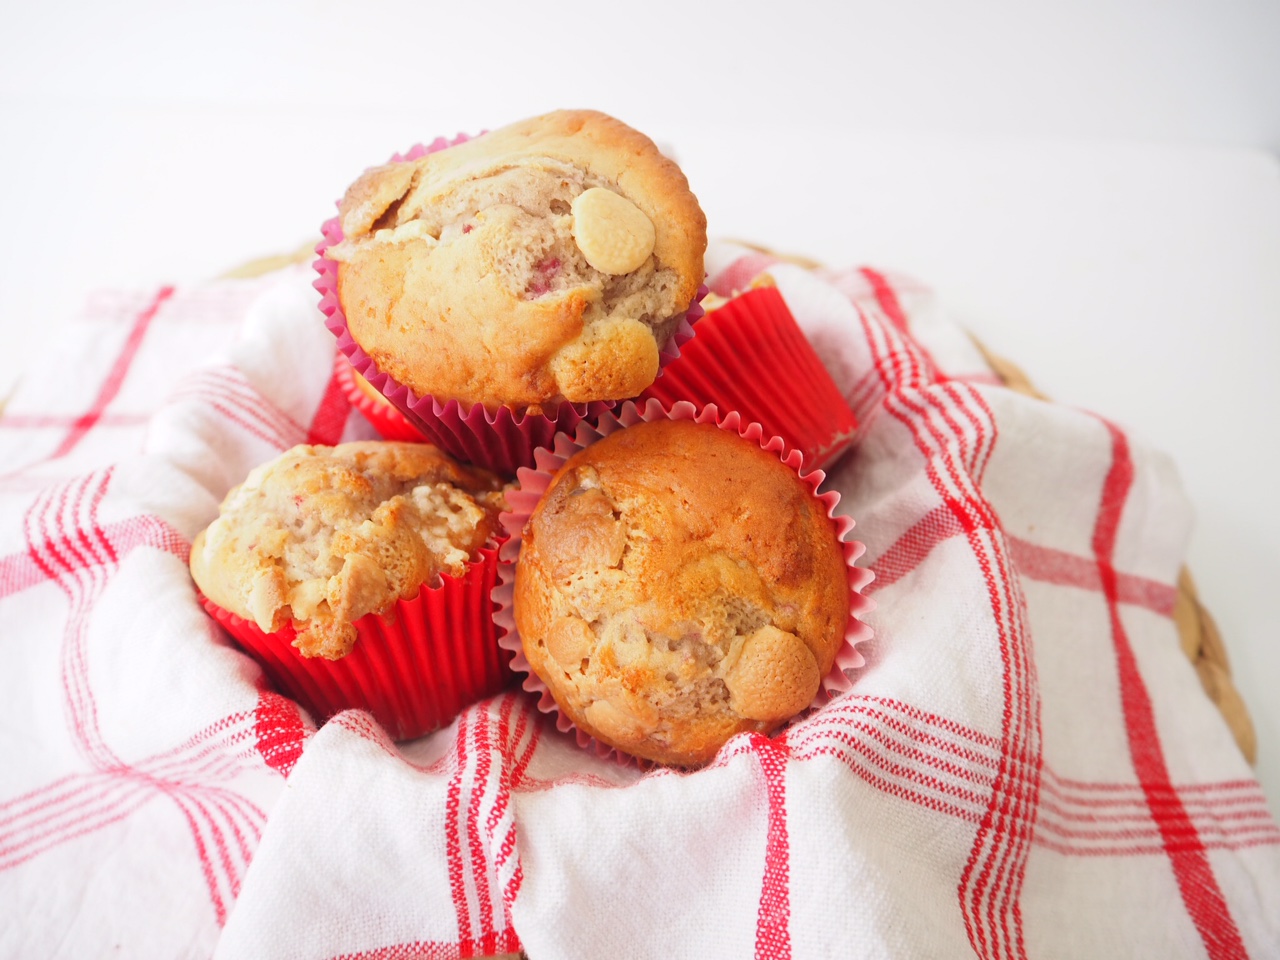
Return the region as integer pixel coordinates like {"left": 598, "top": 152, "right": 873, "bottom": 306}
{"left": 325, "top": 109, "right": 707, "bottom": 412}
{"left": 513, "top": 418, "right": 851, "bottom": 768}
{"left": 191, "top": 441, "right": 511, "bottom": 740}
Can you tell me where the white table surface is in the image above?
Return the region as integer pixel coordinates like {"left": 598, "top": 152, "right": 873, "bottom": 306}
{"left": 2, "top": 2, "right": 1278, "bottom": 819}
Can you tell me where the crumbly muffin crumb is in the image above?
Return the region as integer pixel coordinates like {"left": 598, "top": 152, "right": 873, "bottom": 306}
{"left": 191, "top": 442, "right": 506, "bottom": 660}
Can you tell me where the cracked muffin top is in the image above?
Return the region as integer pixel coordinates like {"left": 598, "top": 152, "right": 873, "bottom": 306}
{"left": 190, "top": 442, "right": 506, "bottom": 660}
{"left": 513, "top": 419, "right": 849, "bottom": 767}
{"left": 326, "top": 110, "right": 707, "bottom": 413}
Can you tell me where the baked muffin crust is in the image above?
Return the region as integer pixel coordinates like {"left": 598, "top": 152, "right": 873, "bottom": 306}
{"left": 513, "top": 420, "right": 849, "bottom": 767}
{"left": 191, "top": 442, "right": 505, "bottom": 660}
{"left": 327, "top": 110, "right": 707, "bottom": 412}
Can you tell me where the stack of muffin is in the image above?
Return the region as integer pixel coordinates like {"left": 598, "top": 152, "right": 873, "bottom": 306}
{"left": 190, "top": 110, "right": 871, "bottom": 767}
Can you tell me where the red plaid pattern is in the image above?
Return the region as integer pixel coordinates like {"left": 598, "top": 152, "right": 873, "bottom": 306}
{"left": 0, "top": 269, "right": 330, "bottom": 955}
{"left": 1, "top": 253, "right": 1275, "bottom": 959}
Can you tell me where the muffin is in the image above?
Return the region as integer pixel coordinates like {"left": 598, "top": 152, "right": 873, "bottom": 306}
{"left": 191, "top": 441, "right": 512, "bottom": 739}
{"left": 324, "top": 110, "right": 707, "bottom": 413}
{"left": 511, "top": 417, "right": 852, "bottom": 767}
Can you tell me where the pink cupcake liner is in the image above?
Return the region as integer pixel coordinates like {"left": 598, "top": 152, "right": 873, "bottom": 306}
{"left": 639, "top": 285, "right": 858, "bottom": 472}
{"left": 333, "top": 350, "right": 426, "bottom": 443}
{"left": 491, "top": 398, "right": 876, "bottom": 766}
{"left": 200, "top": 540, "right": 512, "bottom": 742}
{"left": 313, "top": 133, "right": 705, "bottom": 476}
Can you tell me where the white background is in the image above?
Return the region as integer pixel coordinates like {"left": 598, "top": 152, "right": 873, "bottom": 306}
{"left": 2, "top": 0, "right": 1278, "bottom": 816}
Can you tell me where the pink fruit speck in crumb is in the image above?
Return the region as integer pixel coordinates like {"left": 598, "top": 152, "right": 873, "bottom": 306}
{"left": 463, "top": 224, "right": 473, "bottom": 234}
{"left": 527, "top": 258, "right": 562, "bottom": 298}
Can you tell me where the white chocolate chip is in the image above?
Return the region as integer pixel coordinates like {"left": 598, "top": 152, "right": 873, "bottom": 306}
{"left": 286, "top": 579, "right": 329, "bottom": 622}
{"left": 724, "top": 625, "right": 820, "bottom": 723}
{"left": 545, "top": 616, "right": 596, "bottom": 671}
{"left": 571, "top": 187, "right": 656, "bottom": 275}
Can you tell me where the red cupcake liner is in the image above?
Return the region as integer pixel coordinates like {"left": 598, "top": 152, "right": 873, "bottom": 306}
{"left": 200, "top": 540, "right": 512, "bottom": 742}
{"left": 491, "top": 398, "right": 876, "bottom": 766}
{"left": 639, "top": 286, "right": 858, "bottom": 472}
{"left": 313, "top": 133, "right": 705, "bottom": 476}
{"left": 333, "top": 350, "right": 426, "bottom": 443}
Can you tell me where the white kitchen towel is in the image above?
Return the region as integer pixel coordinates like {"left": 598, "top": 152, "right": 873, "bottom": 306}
{"left": 1, "top": 243, "right": 1275, "bottom": 959}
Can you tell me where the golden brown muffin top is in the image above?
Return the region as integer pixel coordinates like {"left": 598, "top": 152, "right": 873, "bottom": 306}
{"left": 328, "top": 110, "right": 707, "bottom": 412}
{"left": 514, "top": 419, "right": 849, "bottom": 767}
{"left": 191, "top": 442, "right": 505, "bottom": 660}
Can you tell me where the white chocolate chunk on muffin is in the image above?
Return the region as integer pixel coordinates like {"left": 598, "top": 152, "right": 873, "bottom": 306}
{"left": 328, "top": 110, "right": 707, "bottom": 411}
{"left": 513, "top": 420, "right": 850, "bottom": 767}
{"left": 191, "top": 442, "right": 506, "bottom": 660}
{"left": 570, "top": 187, "right": 656, "bottom": 275}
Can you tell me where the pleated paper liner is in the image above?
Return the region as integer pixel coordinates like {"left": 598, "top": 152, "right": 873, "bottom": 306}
{"left": 313, "top": 132, "right": 705, "bottom": 476}
{"left": 333, "top": 350, "right": 425, "bottom": 442}
{"left": 491, "top": 398, "right": 876, "bottom": 767}
{"left": 639, "top": 286, "right": 858, "bottom": 472}
{"left": 199, "top": 541, "right": 511, "bottom": 742}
